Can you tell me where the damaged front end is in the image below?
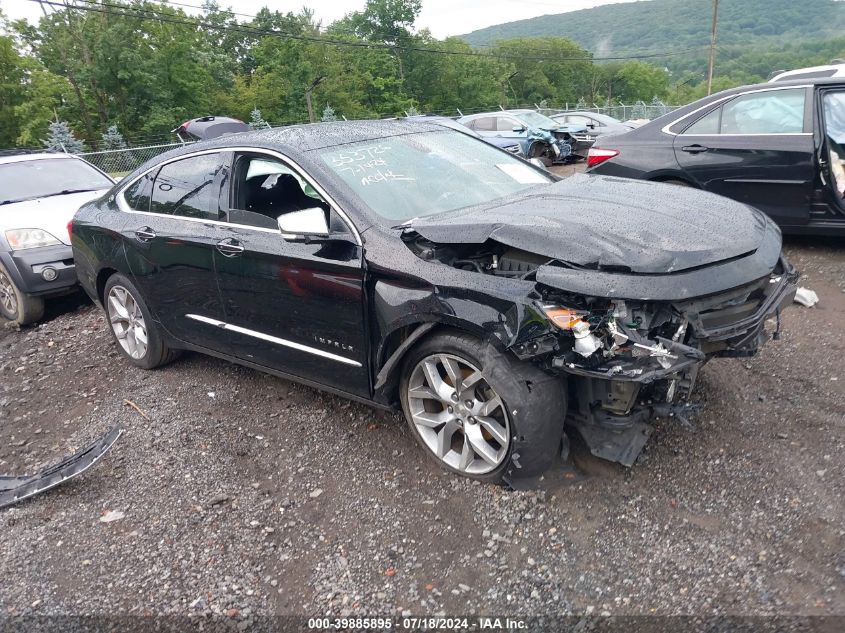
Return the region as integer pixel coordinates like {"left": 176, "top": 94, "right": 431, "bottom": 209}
{"left": 518, "top": 258, "right": 798, "bottom": 465}
{"left": 398, "top": 221, "right": 798, "bottom": 468}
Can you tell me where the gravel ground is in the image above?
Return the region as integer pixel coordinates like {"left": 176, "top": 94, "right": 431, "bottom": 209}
{"left": 0, "top": 188, "right": 843, "bottom": 625}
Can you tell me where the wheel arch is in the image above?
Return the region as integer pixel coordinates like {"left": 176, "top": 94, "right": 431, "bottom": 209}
{"left": 373, "top": 318, "right": 504, "bottom": 405}
{"left": 647, "top": 172, "right": 699, "bottom": 187}
{"left": 95, "top": 266, "right": 119, "bottom": 305}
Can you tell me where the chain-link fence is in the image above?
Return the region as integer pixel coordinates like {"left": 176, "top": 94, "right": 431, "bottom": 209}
{"left": 72, "top": 100, "right": 682, "bottom": 175}
{"left": 78, "top": 142, "right": 193, "bottom": 176}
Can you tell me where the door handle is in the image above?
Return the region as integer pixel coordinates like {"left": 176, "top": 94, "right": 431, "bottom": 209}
{"left": 134, "top": 226, "right": 156, "bottom": 242}
{"left": 216, "top": 238, "right": 244, "bottom": 257}
{"left": 681, "top": 144, "right": 709, "bottom": 154}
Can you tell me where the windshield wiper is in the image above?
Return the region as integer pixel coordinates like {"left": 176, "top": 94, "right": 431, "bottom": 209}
{"left": 40, "top": 188, "right": 100, "bottom": 198}
{"left": 0, "top": 189, "right": 100, "bottom": 206}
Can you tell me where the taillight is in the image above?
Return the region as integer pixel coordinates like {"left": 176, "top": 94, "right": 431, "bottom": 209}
{"left": 67, "top": 220, "right": 73, "bottom": 240}
{"left": 587, "top": 148, "right": 619, "bottom": 169}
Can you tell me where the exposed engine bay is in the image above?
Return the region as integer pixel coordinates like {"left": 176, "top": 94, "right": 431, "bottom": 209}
{"left": 402, "top": 231, "right": 798, "bottom": 466}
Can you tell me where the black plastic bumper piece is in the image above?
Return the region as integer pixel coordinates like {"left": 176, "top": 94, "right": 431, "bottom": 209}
{"left": 0, "top": 427, "right": 122, "bottom": 509}
{"left": 2, "top": 244, "right": 77, "bottom": 296}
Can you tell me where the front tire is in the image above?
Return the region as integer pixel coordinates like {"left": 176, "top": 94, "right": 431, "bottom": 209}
{"left": 103, "top": 273, "right": 178, "bottom": 369}
{"left": 400, "top": 331, "right": 566, "bottom": 484}
{"left": 0, "top": 262, "right": 44, "bottom": 326}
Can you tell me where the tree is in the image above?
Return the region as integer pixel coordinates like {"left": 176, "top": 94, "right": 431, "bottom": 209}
{"left": 100, "top": 125, "right": 126, "bottom": 150}
{"left": 0, "top": 32, "right": 26, "bottom": 147}
{"left": 320, "top": 104, "right": 338, "bottom": 122}
{"left": 249, "top": 107, "right": 268, "bottom": 129}
{"left": 43, "top": 119, "right": 85, "bottom": 153}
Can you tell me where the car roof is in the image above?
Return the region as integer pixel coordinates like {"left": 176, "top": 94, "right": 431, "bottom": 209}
{"left": 769, "top": 64, "right": 845, "bottom": 82}
{"left": 118, "top": 119, "right": 452, "bottom": 186}
{"left": 0, "top": 152, "right": 80, "bottom": 165}
{"left": 189, "top": 119, "right": 446, "bottom": 154}
{"left": 714, "top": 75, "right": 845, "bottom": 97}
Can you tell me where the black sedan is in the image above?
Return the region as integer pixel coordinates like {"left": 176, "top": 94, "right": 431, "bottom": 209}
{"left": 71, "top": 120, "right": 797, "bottom": 485}
{"left": 588, "top": 77, "right": 845, "bottom": 235}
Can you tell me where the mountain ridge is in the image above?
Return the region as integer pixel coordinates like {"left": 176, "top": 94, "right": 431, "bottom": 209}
{"left": 461, "top": 0, "right": 845, "bottom": 59}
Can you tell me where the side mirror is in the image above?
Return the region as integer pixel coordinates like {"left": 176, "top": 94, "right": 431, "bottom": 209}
{"left": 277, "top": 207, "right": 329, "bottom": 237}
{"left": 512, "top": 126, "right": 526, "bottom": 133}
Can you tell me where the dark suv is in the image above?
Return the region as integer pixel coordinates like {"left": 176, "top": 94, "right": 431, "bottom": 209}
{"left": 71, "top": 121, "right": 797, "bottom": 485}
{"left": 588, "top": 78, "right": 845, "bottom": 234}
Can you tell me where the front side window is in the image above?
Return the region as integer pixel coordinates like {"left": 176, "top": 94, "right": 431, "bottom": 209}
{"left": 566, "top": 115, "right": 592, "bottom": 126}
{"left": 318, "top": 129, "right": 553, "bottom": 222}
{"left": 0, "top": 158, "right": 113, "bottom": 207}
{"left": 823, "top": 91, "right": 845, "bottom": 198}
{"left": 149, "top": 153, "right": 223, "bottom": 220}
{"left": 228, "top": 154, "right": 328, "bottom": 229}
{"left": 497, "top": 117, "right": 521, "bottom": 132}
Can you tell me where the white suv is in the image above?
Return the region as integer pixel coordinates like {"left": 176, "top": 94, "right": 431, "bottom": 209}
{"left": 0, "top": 152, "right": 113, "bottom": 325}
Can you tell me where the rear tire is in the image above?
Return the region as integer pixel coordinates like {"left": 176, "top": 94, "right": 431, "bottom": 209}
{"left": 103, "top": 273, "right": 178, "bottom": 369}
{"left": 0, "top": 262, "right": 44, "bottom": 326}
{"left": 400, "top": 331, "right": 566, "bottom": 484}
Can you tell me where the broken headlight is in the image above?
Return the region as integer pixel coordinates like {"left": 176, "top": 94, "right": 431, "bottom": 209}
{"left": 540, "top": 304, "right": 603, "bottom": 357}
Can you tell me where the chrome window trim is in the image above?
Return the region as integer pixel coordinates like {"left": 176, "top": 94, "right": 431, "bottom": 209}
{"left": 661, "top": 84, "right": 813, "bottom": 136}
{"left": 115, "top": 145, "right": 363, "bottom": 245}
{"left": 185, "top": 313, "right": 362, "bottom": 367}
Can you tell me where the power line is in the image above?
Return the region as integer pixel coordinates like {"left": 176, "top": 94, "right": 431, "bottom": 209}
{"left": 30, "top": 0, "right": 710, "bottom": 63}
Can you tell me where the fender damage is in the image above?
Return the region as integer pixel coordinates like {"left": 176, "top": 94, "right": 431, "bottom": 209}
{"left": 369, "top": 176, "right": 798, "bottom": 470}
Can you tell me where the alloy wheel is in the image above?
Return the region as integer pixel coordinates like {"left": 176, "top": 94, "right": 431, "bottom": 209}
{"left": 0, "top": 270, "right": 18, "bottom": 319}
{"left": 407, "top": 353, "right": 510, "bottom": 475}
{"left": 106, "top": 285, "right": 148, "bottom": 359}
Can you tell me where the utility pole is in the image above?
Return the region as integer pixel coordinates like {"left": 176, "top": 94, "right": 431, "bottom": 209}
{"left": 305, "top": 76, "right": 325, "bottom": 123}
{"left": 706, "top": 0, "right": 719, "bottom": 96}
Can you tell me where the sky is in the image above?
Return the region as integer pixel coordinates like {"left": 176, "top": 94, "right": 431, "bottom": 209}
{"left": 0, "top": 0, "right": 640, "bottom": 39}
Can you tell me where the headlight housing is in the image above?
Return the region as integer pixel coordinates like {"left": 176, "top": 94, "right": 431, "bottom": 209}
{"left": 5, "top": 228, "right": 62, "bottom": 250}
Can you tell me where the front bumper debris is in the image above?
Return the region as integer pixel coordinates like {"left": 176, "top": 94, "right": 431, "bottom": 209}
{"left": 549, "top": 260, "right": 799, "bottom": 467}
{"left": 0, "top": 427, "right": 122, "bottom": 510}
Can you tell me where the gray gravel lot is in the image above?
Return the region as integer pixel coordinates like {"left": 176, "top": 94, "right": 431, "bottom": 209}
{"left": 0, "top": 174, "right": 843, "bottom": 624}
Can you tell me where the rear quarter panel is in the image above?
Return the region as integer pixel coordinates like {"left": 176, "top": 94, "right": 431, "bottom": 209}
{"left": 589, "top": 129, "right": 687, "bottom": 181}
{"left": 71, "top": 195, "right": 130, "bottom": 305}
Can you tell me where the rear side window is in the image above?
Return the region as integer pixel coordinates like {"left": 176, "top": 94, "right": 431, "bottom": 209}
{"left": 472, "top": 117, "right": 496, "bottom": 132}
{"left": 721, "top": 89, "right": 805, "bottom": 134}
{"left": 123, "top": 171, "right": 156, "bottom": 212}
{"left": 684, "top": 108, "right": 721, "bottom": 134}
{"left": 149, "top": 154, "right": 223, "bottom": 220}
{"left": 682, "top": 88, "right": 806, "bottom": 135}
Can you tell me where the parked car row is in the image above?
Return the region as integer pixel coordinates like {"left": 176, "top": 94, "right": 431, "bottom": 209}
{"left": 1, "top": 72, "right": 841, "bottom": 484}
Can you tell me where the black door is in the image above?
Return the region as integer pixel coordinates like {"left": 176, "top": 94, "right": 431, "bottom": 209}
{"left": 120, "top": 152, "right": 229, "bottom": 348}
{"left": 209, "top": 152, "right": 369, "bottom": 397}
{"left": 674, "top": 87, "right": 815, "bottom": 227}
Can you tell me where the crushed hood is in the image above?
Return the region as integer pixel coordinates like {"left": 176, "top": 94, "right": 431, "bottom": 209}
{"left": 409, "top": 174, "right": 772, "bottom": 274}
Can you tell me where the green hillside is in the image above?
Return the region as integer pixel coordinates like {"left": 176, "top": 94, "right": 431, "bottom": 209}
{"left": 462, "top": 0, "right": 845, "bottom": 56}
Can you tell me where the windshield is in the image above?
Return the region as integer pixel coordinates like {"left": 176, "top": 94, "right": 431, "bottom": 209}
{"left": 513, "top": 111, "right": 561, "bottom": 129}
{"left": 318, "top": 130, "right": 553, "bottom": 222}
{"left": 590, "top": 113, "right": 623, "bottom": 125}
{"left": 0, "top": 158, "right": 113, "bottom": 205}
